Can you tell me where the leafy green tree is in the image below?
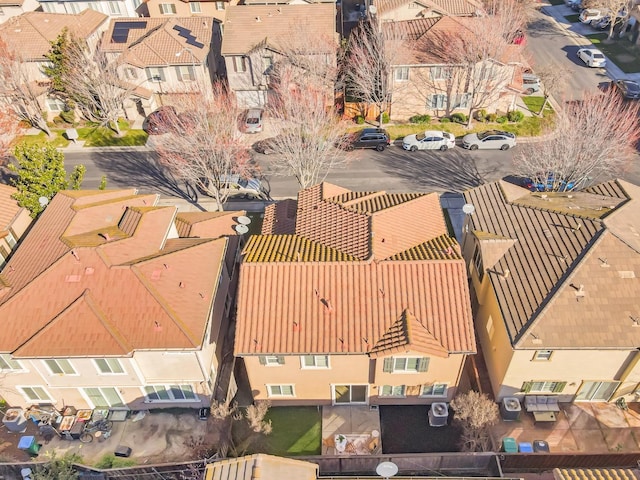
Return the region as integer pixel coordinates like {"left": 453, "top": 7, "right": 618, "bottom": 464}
{"left": 32, "top": 453, "right": 81, "bottom": 480}
{"left": 99, "top": 174, "right": 107, "bottom": 190}
{"left": 9, "top": 142, "right": 85, "bottom": 217}
{"left": 43, "top": 29, "right": 70, "bottom": 94}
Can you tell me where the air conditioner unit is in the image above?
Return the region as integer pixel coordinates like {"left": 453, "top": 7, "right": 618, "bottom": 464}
{"left": 428, "top": 402, "right": 448, "bottom": 427}
{"left": 500, "top": 397, "right": 521, "bottom": 421}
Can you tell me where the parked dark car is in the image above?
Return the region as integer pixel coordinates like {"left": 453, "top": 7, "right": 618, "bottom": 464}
{"left": 143, "top": 107, "right": 196, "bottom": 135}
{"left": 611, "top": 79, "right": 640, "bottom": 99}
{"left": 345, "top": 128, "right": 391, "bottom": 151}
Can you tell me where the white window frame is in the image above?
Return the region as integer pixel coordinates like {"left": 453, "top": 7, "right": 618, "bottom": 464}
{"left": 430, "top": 94, "right": 446, "bottom": 110}
{"left": 395, "top": 67, "right": 409, "bottom": 81}
{"left": 261, "top": 355, "right": 283, "bottom": 366}
{"left": 143, "top": 385, "right": 198, "bottom": 402}
{"left": 453, "top": 93, "right": 472, "bottom": 110}
{"left": 530, "top": 381, "right": 561, "bottom": 393}
{"left": 19, "top": 386, "right": 53, "bottom": 403}
{"left": 41, "top": 2, "right": 56, "bottom": 12}
{"left": 159, "top": 3, "right": 176, "bottom": 14}
{"left": 380, "top": 385, "right": 406, "bottom": 397}
{"left": 266, "top": 384, "right": 295, "bottom": 397}
{"left": 189, "top": 1, "right": 201, "bottom": 12}
{"left": 176, "top": 65, "right": 195, "bottom": 82}
{"left": 66, "top": 3, "right": 80, "bottom": 13}
{"left": 94, "top": 358, "right": 125, "bottom": 375}
{"left": 146, "top": 67, "right": 165, "bottom": 82}
{"left": 300, "top": 355, "right": 329, "bottom": 369}
{"left": 81, "top": 387, "right": 124, "bottom": 408}
{"left": 430, "top": 66, "right": 450, "bottom": 81}
{"left": 392, "top": 357, "right": 421, "bottom": 372}
{"left": 233, "top": 56, "right": 246, "bottom": 73}
{"left": 108, "top": 1, "right": 122, "bottom": 14}
{"left": 0, "top": 354, "right": 23, "bottom": 371}
{"left": 43, "top": 359, "right": 77, "bottom": 375}
{"left": 533, "top": 350, "right": 553, "bottom": 361}
{"left": 46, "top": 98, "right": 66, "bottom": 112}
{"left": 421, "top": 383, "right": 447, "bottom": 397}
{"left": 215, "top": 1, "right": 224, "bottom": 9}
{"left": 132, "top": 0, "right": 141, "bottom": 8}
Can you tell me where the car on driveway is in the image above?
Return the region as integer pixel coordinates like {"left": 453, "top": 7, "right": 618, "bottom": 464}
{"left": 197, "top": 174, "right": 267, "bottom": 199}
{"left": 242, "top": 108, "right": 264, "bottom": 133}
{"left": 521, "top": 173, "right": 578, "bottom": 192}
{"left": 461, "top": 130, "right": 516, "bottom": 151}
{"left": 611, "top": 79, "right": 640, "bottom": 99}
{"left": 577, "top": 47, "right": 606, "bottom": 67}
{"left": 523, "top": 73, "right": 541, "bottom": 95}
{"left": 345, "top": 128, "right": 391, "bottom": 151}
{"left": 402, "top": 130, "right": 456, "bottom": 151}
{"left": 579, "top": 8, "right": 607, "bottom": 23}
{"left": 144, "top": 106, "right": 179, "bottom": 135}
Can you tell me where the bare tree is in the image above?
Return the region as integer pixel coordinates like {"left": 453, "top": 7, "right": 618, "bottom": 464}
{"left": 344, "top": 18, "right": 411, "bottom": 126}
{"left": 513, "top": 91, "right": 640, "bottom": 190}
{"left": 0, "top": 36, "right": 51, "bottom": 136}
{"left": 531, "top": 64, "right": 569, "bottom": 116}
{"left": 210, "top": 401, "right": 272, "bottom": 458}
{"left": 153, "top": 82, "right": 256, "bottom": 211}
{"left": 0, "top": 110, "right": 25, "bottom": 165}
{"left": 582, "top": 0, "right": 632, "bottom": 39}
{"left": 450, "top": 390, "right": 499, "bottom": 452}
{"left": 53, "top": 35, "right": 139, "bottom": 135}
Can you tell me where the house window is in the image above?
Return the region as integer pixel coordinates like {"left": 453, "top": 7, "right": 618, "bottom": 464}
{"left": 20, "top": 386, "right": 52, "bottom": 403}
{"left": 429, "top": 94, "right": 446, "bottom": 110}
{"left": 233, "top": 56, "right": 246, "bottom": 73}
{"left": 190, "top": 1, "right": 201, "bottom": 12}
{"left": 159, "top": 3, "right": 176, "bottom": 14}
{"left": 430, "top": 66, "right": 450, "bottom": 80}
{"left": 301, "top": 355, "right": 329, "bottom": 368}
{"left": 453, "top": 93, "right": 472, "bottom": 109}
{"left": 408, "top": 1, "right": 418, "bottom": 7}
{"left": 533, "top": 350, "right": 553, "bottom": 361}
{"left": 472, "top": 244, "right": 484, "bottom": 280}
{"left": 132, "top": 0, "right": 142, "bottom": 9}
{"left": 383, "top": 357, "right": 430, "bottom": 373}
{"left": 0, "top": 246, "right": 7, "bottom": 267}
{"left": 215, "top": 1, "right": 225, "bottom": 9}
{"left": 380, "top": 385, "right": 405, "bottom": 397}
{"left": 146, "top": 67, "right": 165, "bottom": 82}
{"left": 46, "top": 98, "right": 66, "bottom": 112}
{"left": 144, "top": 385, "right": 197, "bottom": 401}
{"left": 94, "top": 358, "right": 125, "bottom": 374}
{"left": 44, "top": 359, "right": 76, "bottom": 375}
{"left": 108, "top": 1, "right": 122, "bottom": 14}
{"left": 421, "top": 383, "right": 447, "bottom": 396}
{"left": 125, "top": 67, "right": 138, "bottom": 80}
{"left": 259, "top": 355, "right": 284, "bottom": 366}
{"left": 67, "top": 3, "right": 80, "bottom": 13}
{"left": 486, "top": 315, "right": 494, "bottom": 338}
{"left": 267, "top": 384, "right": 295, "bottom": 397}
{"left": 0, "top": 354, "right": 22, "bottom": 371}
{"left": 82, "top": 387, "right": 124, "bottom": 407}
{"left": 395, "top": 67, "right": 409, "bottom": 81}
{"left": 176, "top": 65, "right": 195, "bottom": 82}
{"left": 523, "top": 381, "right": 566, "bottom": 393}
{"left": 41, "top": 2, "right": 56, "bottom": 12}
{"left": 5, "top": 231, "right": 16, "bottom": 248}
{"left": 262, "top": 56, "right": 273, "bottom": 74}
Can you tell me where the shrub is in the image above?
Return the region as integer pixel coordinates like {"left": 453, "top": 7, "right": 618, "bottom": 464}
{"left": 474, "top": 109, "right": 488, "bottom": 122}
{"left": 355, "top": 116, "right": 365, "bottom": 124}
{"left": 379, "top": 112, "right": 390, "bottom": 124}
{"left": 59, "top": 109, "right": 75, "bottom": 124}
{"left": 486, "top": 113, "right": 497, "bottom": 123}
{"left": 451, "top": 112, "right": 467, "bottom": 124}
{"left": 496, "top": 116, "right": 508, "bottom": 124}
{"left": 409, "top": 114, "right": 431, "bottom": 124}
{"left": 439, "top": 117, "right": 451, "bottom": 123}
{"left": 95, "top": 453, "right": 136, "bottom": 469}
{"left": 52, "top": 115, "right": 66, "bottom": 126}
{"left": 507, "top": 110, "right": 525, "bottom": 123}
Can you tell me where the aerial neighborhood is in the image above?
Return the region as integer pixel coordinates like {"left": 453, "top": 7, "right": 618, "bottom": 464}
{"left": 1, "top": 0, "right": 640, "bottom": 477}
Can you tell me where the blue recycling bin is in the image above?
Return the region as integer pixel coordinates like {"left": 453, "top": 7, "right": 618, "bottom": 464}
{"left": 518, "top": 442, "right": 533, "bottom": 453}
{"left": 18, "top": 436, "right": 40, "bottom": 455}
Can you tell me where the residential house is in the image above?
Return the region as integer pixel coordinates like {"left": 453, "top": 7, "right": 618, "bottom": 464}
{"left": 462, "top": 179, "right": 640, "bottom": 404}
{"left": 204, "top": 454, "right": 318, "bottom": 480}
{"left": 100, "top": 16, "right": 221, "bottom": 117}
{"left": 0, "top": 11, "right": 109, "bottom": 115}
{"left": 0, "top": 189, "right": 245, "bottom": 409}
{"left": 221, "top": 3, "right": 336, "bottom": 108}
{"left": 234, "top": 183, "right": 475, "bottom": 406}
{"left": 38, "top": 0, "right": 143, "bottom": 18}
{"left": 0, "top": 184, "right": 32, "bottom": 267}
{"left": 376, "top": 0, "right": 481, "bottom": 23}
{"left": 0, "top": 0, "right": 39, "bottom": 25}
{"left": 381, "top": 16, "right": 522, "bottom": 121}
{"left": 144, "top": 0, "right": 236, "bottom": 23}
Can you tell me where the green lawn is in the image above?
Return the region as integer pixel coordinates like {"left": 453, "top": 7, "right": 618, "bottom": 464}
{"left": 16, "top": 120, "right": 148, "bottom": 148}
{"left": 564, "top": 14, "right": 581, "bottom": 23}
{"left": 588, "top": 34, "right": 640, "bottom": 73}
{"left": 260, "top": 407, "right": 321, "bottom": 456}
{"left": 521, "top": 96, "right": 555, "bottom": 118}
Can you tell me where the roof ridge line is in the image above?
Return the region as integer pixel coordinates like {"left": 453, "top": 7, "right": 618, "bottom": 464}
{"left": 80, "top": 290, "right": 134, "bottom": 353}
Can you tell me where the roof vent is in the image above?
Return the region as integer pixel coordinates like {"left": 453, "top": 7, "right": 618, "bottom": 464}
{"left": 99, "top": 232, "right": 111, "bottom": 241}
{"left": 85, "top": 267, "right": 95, "bottom": 275}
{"left": 65, "top": 275, "right": 82, "bottom": 283}
{"left": 619, "top": 271, "right": 636, "bottom": 279}
{"left": 71, "top": 249, "right": 80, "bottom": 261}
{"left": 154, "top": 321, "right": 163, "bottom": 332}
{"left": 255, "top": 16, "right": 261, "bottom": 21}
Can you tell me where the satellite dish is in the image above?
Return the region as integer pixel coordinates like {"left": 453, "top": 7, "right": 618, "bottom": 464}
{"left": 376, "top": 462, "right": 399, "bottom": 479}
{"left": 369, "top": 4, "right": 377, "bottom": 14}
{"left": 235, "top": 224, "right": 249, "bottom": 235}
{"left": 237, "top": 215, "right": 252, "bottom": 225}
{"left": 462, "top": 203, "right": 475, "bottom": 215}
{"left": 38, "top": 196, "right": 49, "bottom": 207}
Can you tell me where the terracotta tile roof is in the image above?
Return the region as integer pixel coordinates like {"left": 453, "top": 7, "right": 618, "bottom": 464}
{"left": 0, "top": 190, "right": 232, "bottom": 357}
{"left": 261, "top": 199, "right": 297, "bottom": 235}
{"left": 464, "top": 179, "right": 640, "bottom": 349}
{"left": 221, "top": 4, "right": 336, "bottom": 55}
{"left": 383, "top": 18, "right": 440, "bottom": 41}
{"left": 0, "top": 184, "right": 23, "bottom": 232}
{"left": 554, "top": 469, "right": 638, "bottom": 480}
{"left": 377, "top": 0, "right": 480, "bottom": 18}
{"left": 101, "top": 17, "right": 215, "bottom": 68}
{"left": 205, "top": 454, "right": 318, "bottom": 480}
{"left": 0, "top": 10, "right": 108, "bottom": 61}
{"left": 175, "top": 210, "right": 245, "bottom": 238}
{"left": 235, "top": 183, "right": 475, "bottom": 357}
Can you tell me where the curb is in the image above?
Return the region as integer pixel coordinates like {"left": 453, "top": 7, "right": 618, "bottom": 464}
{"left": 62, "top": 145, "right": 153, "bottom": 153}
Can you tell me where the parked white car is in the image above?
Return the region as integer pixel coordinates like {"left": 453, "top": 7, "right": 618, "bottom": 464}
{"left": 461, "top": 130, "right": 516, "bottom": 151}
{"left": 579, "top": 8, "right": 607, "bottom": 24}
{"left": 577, "top": 47, "right": 607, "bottom": 68}
{"left": 402, "top": 130, "right": 456, "bottom": 151}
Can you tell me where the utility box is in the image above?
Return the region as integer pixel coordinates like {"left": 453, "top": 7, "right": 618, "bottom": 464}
{"left": 114, "top": 445, "right": 132, "bottom": 458}
{"left": 500, "top": 397, "right": 522, "bottom": 421}
{"left": 428, "top": 403, "right": 449, "bottom": 427}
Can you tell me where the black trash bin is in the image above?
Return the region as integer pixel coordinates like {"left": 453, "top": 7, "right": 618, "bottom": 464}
{"left": 533, "top": 440, "right": 550, "bottom": 453}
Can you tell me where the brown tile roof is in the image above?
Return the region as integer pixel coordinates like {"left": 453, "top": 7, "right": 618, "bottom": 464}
{"left": 221, "top": 4, "right": 336, "bottom": 55}
{"left": 101, "top": 17, "right": 215, "bottom": 68}
{"left": 0, "top": 184, "right": 24, "bottom": 232}
{"left": 261, "top": 199, "right": 297, "bottom": 235}
{"left": 235, "top": 183, "right": 475, "bottom": 357}
{"left": 0, "top": 190, "right": 232, "bottom": 357}
{"left": 0, "top": 10, "right": 108, "bottom": 60}
{"left": 205, "top": 454, "right": 318, "bottom": 480}
{"left": 175, "top": 210, "right": 245, "bottom": 238}
{"left": 464, "top": 179, "right": 640, "bottom": 350}
{"left": 377, "top": 0, "right": 480, "bottom": 18}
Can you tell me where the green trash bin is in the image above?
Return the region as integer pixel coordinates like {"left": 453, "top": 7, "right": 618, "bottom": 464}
{"left": 18, "top": 436, "right": 41, "bottom": 456}
{"left": 502, "top": 437, "right": 517, "bottom": 453}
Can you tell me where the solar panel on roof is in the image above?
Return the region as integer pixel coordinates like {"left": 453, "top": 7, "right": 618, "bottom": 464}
{"left": 172, "top": 24, "right": 205, "bottom": 49}
{"left": 186, "top": 38, "right": 205, "bottom": 49}
{"left": 111, "top": 21, "right": 147, "bottom": 44}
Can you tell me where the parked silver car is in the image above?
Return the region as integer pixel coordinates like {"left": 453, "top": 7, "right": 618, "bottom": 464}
{"left": 523, "top": 73, "right": 541, "bottom": 95}
{"left": 243, "top": 108, "right": 264, "bottom": 133}
{"left": 461, "top": 130, "right": 516, "bottom": 151}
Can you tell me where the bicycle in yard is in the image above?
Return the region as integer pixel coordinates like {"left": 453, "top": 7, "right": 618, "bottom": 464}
{"left": 79, "top": 418, "right": 113, "bottom": 443}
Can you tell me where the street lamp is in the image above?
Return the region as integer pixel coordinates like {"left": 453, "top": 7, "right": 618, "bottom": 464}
{"left": 176, "top": 47, "right": 198, "bottom": 83}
